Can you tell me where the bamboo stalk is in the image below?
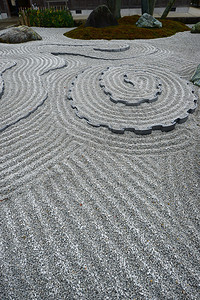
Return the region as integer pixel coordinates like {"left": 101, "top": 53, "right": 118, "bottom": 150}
{"left": 161, "top": 0, "right": 176, "bottom": 19}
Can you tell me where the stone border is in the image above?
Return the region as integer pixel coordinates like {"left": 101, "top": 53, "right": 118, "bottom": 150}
{"left": 93, "top": 44, "right": 130, "bottom": 52}
{"left": 69, "top": 104, "right": 197, "bottom": 135}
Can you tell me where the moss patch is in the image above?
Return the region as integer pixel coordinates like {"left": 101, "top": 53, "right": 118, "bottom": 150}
{"left": 64, "top": 15, "right": 190, "bottom": 40}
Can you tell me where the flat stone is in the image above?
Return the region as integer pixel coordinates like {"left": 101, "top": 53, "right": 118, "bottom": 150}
{"left": 136, "top": 13, "right": 162, "bottom": 28}
{"left": 93, "top": 43, "right": 130, "bottom": 52}
{"left": 0, "top": 26, "right": 42, "bottom": 43}
{"left": 191, "top": 64, "right": 200, "bottom": 86}
{"left": 84, "top": 5, "right": 118, "bottom": 28}
{"left": 191, "top": 22, "right": 200, "bottom": 33}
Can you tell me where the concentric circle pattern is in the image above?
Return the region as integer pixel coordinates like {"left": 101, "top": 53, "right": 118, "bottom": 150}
{"left": 99, "top": 66, "right": 162, "bottom": 106}
{"left": 68, "top": 64, "right": 197, "bottom": 134}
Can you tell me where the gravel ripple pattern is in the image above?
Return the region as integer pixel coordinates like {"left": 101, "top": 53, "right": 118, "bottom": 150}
{"left": 0, "top": 28, "right": 199, "bottom": 300}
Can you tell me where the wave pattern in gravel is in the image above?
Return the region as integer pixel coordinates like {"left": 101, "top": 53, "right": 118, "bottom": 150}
{"left": 0, "top": 28, "right": 199, "bottom": 300}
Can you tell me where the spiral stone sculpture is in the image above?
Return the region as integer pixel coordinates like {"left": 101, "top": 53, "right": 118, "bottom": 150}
{"left": 68, "top": 65, "right": 197, "bottom": 134}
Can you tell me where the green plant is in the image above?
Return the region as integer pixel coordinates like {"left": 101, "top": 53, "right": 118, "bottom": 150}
{"left": 19, "top": 8, "right": 74, "bottom": 28}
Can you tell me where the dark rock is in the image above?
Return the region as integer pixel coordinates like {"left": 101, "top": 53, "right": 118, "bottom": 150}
{"left": 85, "top": 5, "right": 118, "bottom": 28}
{"left": 136, "top": 13, "right": 162, "bottom": 28}
{"left": 191, "top": 22, "right": 200, "bottom": 33}
{"left": 191, "top": 64, "right": 200, "bottom": 87}
{"left": 0, "top": 26, "right": 42, "bottom": 43}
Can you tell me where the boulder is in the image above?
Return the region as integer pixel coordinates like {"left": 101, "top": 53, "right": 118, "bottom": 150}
{"left": 191, "top": 64, "right": 200, "bottom": 87}
{"left": 0, "top": 26, "right": 42, "bottom": 43}
{"left": 85, "top": 5, "right": 118, "bottom": 28}
{"left": 136, "top": 13, "right": 162, "bottom": 28}
{"left": 191, "top": 22, "right": 200, "bottom": 33}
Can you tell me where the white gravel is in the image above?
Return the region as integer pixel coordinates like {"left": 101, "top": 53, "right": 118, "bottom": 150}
{"left": 0, "top": 27, "right": 199, "bottom": 299}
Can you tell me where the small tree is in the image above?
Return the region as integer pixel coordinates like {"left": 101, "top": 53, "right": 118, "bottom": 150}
{"left": 141, "top": 0, "right": 157, "bottom": 15}
{"left": 161, "top": 0, "right": 176, "bottom": 18}
{"left": 105, "top": 0, "right": 174, "bottom": 21}
{"left": 149, "top": 0, "right": 157, "bottom": 15}
{"left": 141, "top": 0, "right": 149, "bottom": 14}
{"left": 141, "top": 0, "right": 176, "bottom": 18}
{"left": 107, "top": 0, "right": 121, "bottom": 19}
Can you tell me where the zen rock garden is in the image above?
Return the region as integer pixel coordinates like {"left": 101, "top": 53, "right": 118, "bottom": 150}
{"left": 0, "top": 3, "right": 199, "bottom": 300}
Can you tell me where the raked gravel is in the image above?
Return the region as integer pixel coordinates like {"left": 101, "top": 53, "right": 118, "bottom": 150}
{"left": 0, "top": 27, "right": 200, "bottom": 299}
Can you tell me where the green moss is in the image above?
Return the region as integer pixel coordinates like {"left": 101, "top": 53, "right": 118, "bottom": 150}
{"left": 64, "top": 15, "right": 190, "bottom": 40}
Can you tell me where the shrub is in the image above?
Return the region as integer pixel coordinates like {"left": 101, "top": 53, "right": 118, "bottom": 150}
{"left": 19, "top": 8, "right": 74, "bottom": 28}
